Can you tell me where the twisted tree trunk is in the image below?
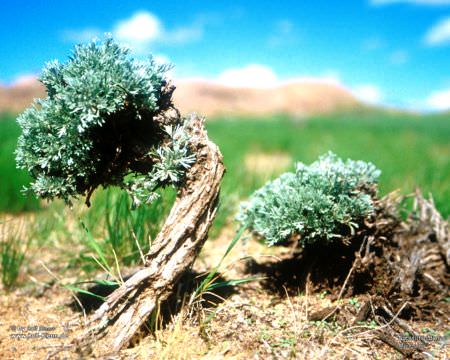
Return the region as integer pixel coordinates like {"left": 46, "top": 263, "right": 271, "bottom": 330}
{"left": 73, "top": 115, "right": 224, "bottom": 356}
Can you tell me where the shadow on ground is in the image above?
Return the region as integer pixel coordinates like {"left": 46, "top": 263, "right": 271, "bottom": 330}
{"left": 243, "top": 238, "right": 372, "bottom": 298}
{"left": 68, "top": 269, "right": 237, "bottom": 326}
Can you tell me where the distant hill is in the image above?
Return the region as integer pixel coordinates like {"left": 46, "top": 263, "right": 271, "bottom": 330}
{"left": 0, "top": 78, "right": 45, "bottom": 114}
{"left": 0, "top": 77, "right": 360, "bottom": 117}
{"left": 173, "top": 80, "right": 359, "bottom": 117}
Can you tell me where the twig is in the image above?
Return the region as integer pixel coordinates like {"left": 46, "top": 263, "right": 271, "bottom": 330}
{"left": 283, "top": 285, "right": 299, "bottom": 336}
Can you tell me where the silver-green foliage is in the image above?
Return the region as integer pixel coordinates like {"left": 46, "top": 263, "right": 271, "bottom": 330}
{"left": 238, "top": 152, "right": 381, "bottom": 246}
{"left": 124, "top": 122, "right": 195, "bottom": 207}
{"left": 15, "top": 37, "right": 194, "bottom": 206}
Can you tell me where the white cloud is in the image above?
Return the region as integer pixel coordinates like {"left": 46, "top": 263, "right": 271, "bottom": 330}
{"left": 114, "top": 12, "right": 162, "bottom": 47}
{"left": 424, "top": 17, "right": 450, "bottom": 46}
{"left": 64, "top": 11, "right": 207, "bottom": 53}
{"left": 11, "top": 73, "right": 38, "bottom": 87}
{"left": 179, "top": 67, "right": 342, "bottom": 89}
{"left": 113, "top": 11, "right": 207, "bottom": 53}
{"left": 0, "top": 73, "right": 39, "bottom": 87}
{"left": 216, "top": 64, "right": 278, "bottom": 88}
{"left": 351, "top": 84, "right": 383, "bottom": 104}
{"left": 285, "top": 70, "right": 342, "bottom": 86}
{"left": 164, "top": 27, "right": 203, "bottom": 45}
{"left": 153, "top": 54, "right": 171, "bottom": 65}
{"left": 425, "top": 88, "right": 450, "bottom": 111}
{"left": 371, "top": 0, "right": 450, "bottom": 5}
{"left": 389, "top": 50, "right": 409, "bottom": 65}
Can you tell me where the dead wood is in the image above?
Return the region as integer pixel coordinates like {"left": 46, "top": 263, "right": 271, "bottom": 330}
{"left": 72, "top": 114, "right": 225, "bottom": 356}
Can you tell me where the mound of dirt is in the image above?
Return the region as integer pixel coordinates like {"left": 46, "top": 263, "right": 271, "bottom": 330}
{"left": 0, "top": 77, "right": 360, "bottom": 117}
{"left": 245, "top": 190, "right": 449, "bottom": 358}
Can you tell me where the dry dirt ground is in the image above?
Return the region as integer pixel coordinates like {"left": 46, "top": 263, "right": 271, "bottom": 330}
{"left": 0, "top": 221, "right": 448, "bottom": 360}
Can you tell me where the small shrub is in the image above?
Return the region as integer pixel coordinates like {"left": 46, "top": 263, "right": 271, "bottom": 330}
{"left": 15, "top": 37, "right": 194, "bottom": 208}
{"left": 237, "top": 152, "right": 381, "bottom": 246}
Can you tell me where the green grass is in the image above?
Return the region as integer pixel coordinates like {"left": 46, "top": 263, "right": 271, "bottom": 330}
{"left": 0, "top": 220, "right": 30, "bottom": 290}
{"left": 0, "top": 113, "right": 40, "bottom": 212}
{"left": 1, "top": 109, "right": 449, "bottom": 219}
{"left": 78, "top": 187, "right": 176, "bottom": 270}
{"left": 1, "top": 109, "right": 449, "bottom": 218}
{"left": 206, "top": 110, "right": 450, "bottom": 217}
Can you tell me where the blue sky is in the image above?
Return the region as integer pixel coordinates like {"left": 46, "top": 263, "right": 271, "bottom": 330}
{"left": 1, "top": 0, "right": 450, "bottom": 110}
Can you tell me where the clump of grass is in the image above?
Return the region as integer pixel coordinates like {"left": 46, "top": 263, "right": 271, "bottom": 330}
{"left": 0, "top": 220, "right": 30, "bottom": 290}
{"left": 103, "top": 189, "right": 176, "bottom": 265}
{"left": 73, "top": 188, "right": 176, "bottom": 277}
{"left": 191, "top": 226, "right": 259, "bottom": 328}
{"left": 193, "top": 227, "right": 248, "bottom": 298}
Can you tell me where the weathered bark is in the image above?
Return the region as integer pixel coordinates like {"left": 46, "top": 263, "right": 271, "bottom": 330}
{"left": 73, "top": 114, "right": 224, "bottom": 356}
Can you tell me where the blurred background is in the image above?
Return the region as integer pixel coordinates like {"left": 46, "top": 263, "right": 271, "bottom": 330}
{"left": 0, "top": 0, "right": 449, "bottom": 218}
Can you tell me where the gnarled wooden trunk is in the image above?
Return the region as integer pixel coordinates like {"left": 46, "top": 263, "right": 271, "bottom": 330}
{"left": 74, "top": 115, "right": 224, "bottom": 356}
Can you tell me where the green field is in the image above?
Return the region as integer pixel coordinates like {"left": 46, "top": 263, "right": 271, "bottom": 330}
{"left": 1, "top": 109, "right": 449, "bottom": 219}
{"left": 207, "top": 110, "right": 450, "bottom": 218}
{"left": 0, "top": 114, "right": 40, "bottom": 212}
{"left": 0, "top": 108, "right": 449, "bottom": 289}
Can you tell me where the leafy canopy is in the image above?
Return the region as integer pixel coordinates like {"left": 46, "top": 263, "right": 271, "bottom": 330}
{"left": 16, "top": 37, "right": 194, "bottom": 207}
{"left": 238, "top": 152, "right": 381, "bottom": 246}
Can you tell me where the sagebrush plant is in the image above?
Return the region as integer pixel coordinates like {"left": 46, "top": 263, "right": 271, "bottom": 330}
{"left": 16, "top": 37, "right": 195, "bottom": 207}
{"left": 237, "top": 152, "right": 381, "bottom": 246}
